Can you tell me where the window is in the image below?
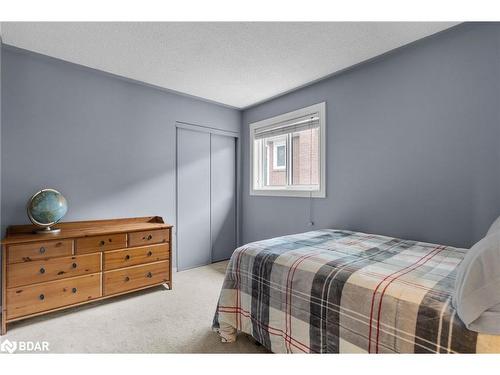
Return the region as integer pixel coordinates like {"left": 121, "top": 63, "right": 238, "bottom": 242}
{"left": 272, "top": 139, "right": 286, "bottom": 170}
{"left": 250, "top": 102, "right": 326, "bottom": 197}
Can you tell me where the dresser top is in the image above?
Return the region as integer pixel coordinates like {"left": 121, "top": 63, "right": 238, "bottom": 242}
{"left": 2, "top": 216, "right": 173, "bottom": 245}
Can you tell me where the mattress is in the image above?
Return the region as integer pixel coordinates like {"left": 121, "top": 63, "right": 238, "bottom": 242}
{"left": 212, "top": 229, "right": 500, "bottom": 353}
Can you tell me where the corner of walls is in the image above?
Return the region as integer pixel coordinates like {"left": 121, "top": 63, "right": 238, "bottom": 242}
{"left": 237, "top": 109, "right": 244, "bottom": 247}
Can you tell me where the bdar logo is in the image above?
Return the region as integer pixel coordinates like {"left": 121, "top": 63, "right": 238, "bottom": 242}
{"left": 0, "top": 339, "right": 17, "bottom": 354}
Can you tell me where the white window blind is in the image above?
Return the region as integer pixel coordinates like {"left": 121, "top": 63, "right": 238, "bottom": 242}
{"left": 253, "top": 113, "right": 320, "bottom": 140}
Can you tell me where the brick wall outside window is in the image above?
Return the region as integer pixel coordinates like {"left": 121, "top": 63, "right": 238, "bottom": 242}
{"left": 267, "top": 128, "right": 319, "bottom": 186}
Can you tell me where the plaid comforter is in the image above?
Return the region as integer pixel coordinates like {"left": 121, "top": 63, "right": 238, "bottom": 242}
{"left": 213, "top": 230, "right": 500, "bottom": 353}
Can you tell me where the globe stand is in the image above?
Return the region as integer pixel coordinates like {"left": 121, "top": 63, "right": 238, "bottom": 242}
{"left": 34, "top": 226, "right": 61, "bottom": 234}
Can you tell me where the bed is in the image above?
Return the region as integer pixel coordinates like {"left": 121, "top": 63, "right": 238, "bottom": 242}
{"left": 212, "top": 229, "right": 500, "bottom": 353}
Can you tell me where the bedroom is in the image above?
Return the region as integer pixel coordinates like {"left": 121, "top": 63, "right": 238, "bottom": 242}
{"left": 1, "top": 0, "right": 500, "bottom": 372}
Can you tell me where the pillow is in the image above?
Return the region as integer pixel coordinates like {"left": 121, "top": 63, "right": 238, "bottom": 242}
{"left": 453, "top": 231, "right": 500, "bottom": 333}
{"left": 486, "top": 215, "right": 500, "bottom": 236}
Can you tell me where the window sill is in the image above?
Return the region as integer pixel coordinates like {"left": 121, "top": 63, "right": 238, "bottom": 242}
{"left": 250, "top": 188, "right": 326, "bottom": 198}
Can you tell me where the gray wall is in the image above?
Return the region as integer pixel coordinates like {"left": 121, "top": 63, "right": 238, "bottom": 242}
{"left": 2, "top": 22, "right": 500, "bottom": 259}
{"left": 241, "top": 23, "right": 500, "bottom": 249}
{"left": 1, "top": 46, "right": 240, "bottom": 263}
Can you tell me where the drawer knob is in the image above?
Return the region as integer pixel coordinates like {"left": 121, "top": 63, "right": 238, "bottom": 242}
{"left": 147, "top": 272, "right": 153, "bottom": 278}
{"left": 72, "top": 288, "right": 77, "bottom": 293}
{"left": 99, "top": 240, "right": 105, "bottom": 246}
{"left": 125, "top": 276, "right": 130, "bottom": 282}
{"left": 39, "top": 247, "right": 46, "bottom": 254}
{"left": 125, "top": 255, "right": 130, "bottom": 260}
{"left": 144, "top": 235, "right": 153, "bottom": 241}
{"left": 72, "top": 263, "right": 77, "bottom": 269}
{"left": 40, "top": 267, "right": 46, "bottom": 274}
{"left": 147, "top": 251, "right": 153, "bottom": 257}
{"left": 39, "top": 294, "right": 45, "bottom": 300}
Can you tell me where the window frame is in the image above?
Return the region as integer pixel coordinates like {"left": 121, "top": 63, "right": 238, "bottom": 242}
{"left": 249, "top": 102, "right": 326, "bottom": 198}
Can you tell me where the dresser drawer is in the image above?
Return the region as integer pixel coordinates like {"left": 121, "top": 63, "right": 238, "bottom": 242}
{"left": 75, "top": 233, "right": 127, "bottom": 254}
{"left": 7, "top": 253, "right": 101, "bottom": 288}
{"left": 6, "top": 273, "right": 101, "bottom": 320}
{"left": 103, "top": 243, "right": 169, "bottom": 271}
{"left": 128, "top": 229, "right": 169, "bottom": 247}
{"left": 103, "top": 260, "right": 169, "bottom": 296}
{"left": 7, "top": 240, "right": 73, "bottom": 264}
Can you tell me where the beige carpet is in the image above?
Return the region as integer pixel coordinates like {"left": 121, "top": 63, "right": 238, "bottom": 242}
{"left": 2, "top": 261, "right": 269, "bottom": 353}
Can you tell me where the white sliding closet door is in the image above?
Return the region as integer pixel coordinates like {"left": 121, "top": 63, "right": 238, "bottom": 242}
{"left": 176, "top": 126, "right": 237, "bottom": 271}
{"left": 177, "top": 128, "right": 212, "bottom": 270}
{"left": 210, "top": 134, "right": 237, "bottom": 262}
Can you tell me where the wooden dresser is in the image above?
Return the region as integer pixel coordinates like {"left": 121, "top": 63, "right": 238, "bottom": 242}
{"left": 1, "top": 216, "right": 172, "bottom": 335}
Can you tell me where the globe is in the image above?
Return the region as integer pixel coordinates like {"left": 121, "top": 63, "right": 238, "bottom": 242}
{"left": 27, "top": 189, "right": 68, "bottom": 233}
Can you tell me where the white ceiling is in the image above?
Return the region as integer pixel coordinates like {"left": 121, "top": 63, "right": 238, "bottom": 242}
{"left": 1, "top": 22, "right": 458, "bottom": 108}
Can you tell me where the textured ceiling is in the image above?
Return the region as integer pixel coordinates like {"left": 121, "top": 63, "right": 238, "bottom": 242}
{"left": 1, "top": 22, "right": 458, "bottom": 108}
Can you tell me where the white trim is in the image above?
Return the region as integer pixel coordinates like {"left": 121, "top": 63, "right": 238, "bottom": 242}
{"left": 249, "top": 102, "right": 326, "bottom": 198}
{"left": 176, "top": 121, "right": 240, "bottom": 138}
